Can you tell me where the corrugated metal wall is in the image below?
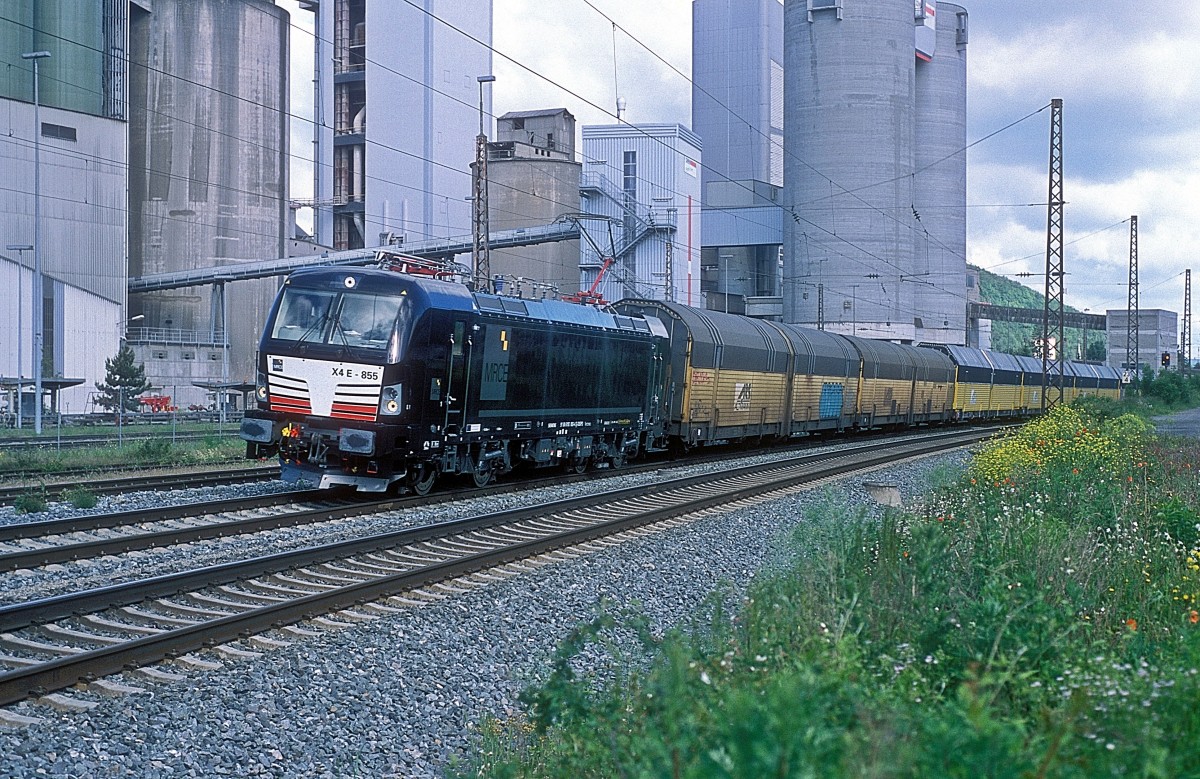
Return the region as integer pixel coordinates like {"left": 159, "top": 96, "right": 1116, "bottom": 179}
{"left": 581, "top": 124, "right": 702, "bottom": 306}
{"left": 691, "top": 0, "right": 783, "bottom": 189}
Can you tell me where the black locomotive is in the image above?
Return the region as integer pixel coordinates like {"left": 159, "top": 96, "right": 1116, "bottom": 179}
{"left": 240, "top": 266, "right": 667, "bottom": 493}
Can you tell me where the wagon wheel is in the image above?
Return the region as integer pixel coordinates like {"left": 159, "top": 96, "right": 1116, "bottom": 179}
{"left": 608, "top": 451, "right": 626, "bottom": 470}
{"left": 471, "top": 458, "right": 494, "bottom": 488}
{"left": 568, "top": 455, "right": 590, "bottom": 475}
{"left": 407, "top": 464, "right": 437, "bottom": 496}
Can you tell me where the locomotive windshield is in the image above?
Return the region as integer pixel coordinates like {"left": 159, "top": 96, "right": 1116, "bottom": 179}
{"left": 271, "top": 288, "right": 406, "bottom": 353}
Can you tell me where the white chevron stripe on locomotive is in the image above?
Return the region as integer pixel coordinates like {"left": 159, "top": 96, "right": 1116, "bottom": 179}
{"left": 268, "top": 354, "right": 384, "bottom": 419}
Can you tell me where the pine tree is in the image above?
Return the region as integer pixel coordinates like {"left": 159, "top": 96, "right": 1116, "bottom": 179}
{"left": 94, "top": 345, "right": 152, "bottom": 413}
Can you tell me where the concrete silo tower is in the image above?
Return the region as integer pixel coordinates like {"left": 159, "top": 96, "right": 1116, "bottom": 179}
{"left": 913, "top": 3, "right": 969, "bottom": 344}
{"left": 782, "top": 0, "right": 917, "bottom": 341}
{"left": 127, "top": 0, "right": 288, "bottom": 405}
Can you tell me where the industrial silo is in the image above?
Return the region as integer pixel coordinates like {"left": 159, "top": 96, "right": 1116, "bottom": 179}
{"left": 913, "top": 3, "right": 969, "bottom": 344}
{"left": 782, "top": 0, "right": 916, "bottom": 342}
{"left": 127, "top": 0, "right": 288, "bottom": 407}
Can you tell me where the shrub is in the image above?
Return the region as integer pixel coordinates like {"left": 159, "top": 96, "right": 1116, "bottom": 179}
{"left": 461, "top": 405, "right": 1200, "bottom": 777}
{"left": 134, "top": 438, "right": 173, "bottom": 461}
{"left": 62, "top": 485, "right": 98, "bottom": 509}
{"left": 13, "top": 490, "right": 48, "bottom": 514}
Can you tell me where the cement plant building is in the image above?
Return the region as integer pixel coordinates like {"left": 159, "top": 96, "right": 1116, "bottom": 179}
{"left": 306, "top": 0, "right": 493, "bottom": 251}
{"left": 1, "top": 2, "right": 130, "bottom": 416}
{"left": 692, "top": 0, "right": 970, "bottom": 342}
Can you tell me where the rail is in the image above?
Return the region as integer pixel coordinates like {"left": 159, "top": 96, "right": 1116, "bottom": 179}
{"left": 0, "top": 427, "right": 996, "bottom": 705}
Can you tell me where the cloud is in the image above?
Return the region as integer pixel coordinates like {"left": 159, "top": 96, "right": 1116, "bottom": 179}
{"left": 965, "top": 2, "right": 1200, "bottom": 321}
{"left": 494, "top": 0, "right": 691, "bottom": 129}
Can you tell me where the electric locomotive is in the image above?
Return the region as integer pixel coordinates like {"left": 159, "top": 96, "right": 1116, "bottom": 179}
{"left": 240, "top": 265, "right": 669, "bottom": 493}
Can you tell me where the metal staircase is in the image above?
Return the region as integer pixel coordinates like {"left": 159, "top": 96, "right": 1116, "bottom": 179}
{"left": 578, "top": 171, "right": 678, "bottom": 299}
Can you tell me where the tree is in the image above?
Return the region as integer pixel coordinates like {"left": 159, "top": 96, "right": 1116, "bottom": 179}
{"left": 94, "top": 344, "right": 151, "bottom": 414}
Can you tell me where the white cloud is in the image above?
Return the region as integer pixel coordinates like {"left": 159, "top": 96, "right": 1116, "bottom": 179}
{"left": 965, "top": 3, "right": 1200, "bottom": 326}
{"left": 970, "top": 8, "right": 1200, "bottom": 123}
{"left": 494, "top": 0, "right": 692, "bottom": 129}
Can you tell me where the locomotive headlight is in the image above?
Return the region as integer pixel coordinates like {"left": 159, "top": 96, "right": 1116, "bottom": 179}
{"left": 255, "top": 371, "right": 269, "bottom": 403}
{"left": 379, "top": 383, "right": 403, "bottom": 415}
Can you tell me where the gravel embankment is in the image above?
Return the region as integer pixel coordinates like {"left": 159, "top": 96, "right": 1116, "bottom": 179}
{"left": 1151, "top": 406, "right": 1200, "bottom": 438}
{"left": 1, "top": 446, "right": 970, "bottom": 778}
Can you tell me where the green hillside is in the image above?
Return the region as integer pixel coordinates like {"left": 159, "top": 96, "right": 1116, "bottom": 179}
{"left": 973, "top": 265, "right": 1105, "bottom": 360}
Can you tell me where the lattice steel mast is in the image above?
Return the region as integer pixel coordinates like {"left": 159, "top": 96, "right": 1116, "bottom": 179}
{"left": 1185, "top": 268, "right": 1192, "bottom": 375}
{"left": 1126, "top": 215, "right": 1139, "bottom": 389}
{"left": 472, "top": 75, "right": 495, "bottom": 293}
{"left": 1041, "top": 98, "right": 1065, "bottom": 410}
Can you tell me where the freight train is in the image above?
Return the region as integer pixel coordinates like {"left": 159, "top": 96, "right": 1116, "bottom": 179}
{"left": 239, "top": 264, "right": 1122, "bottom": 493}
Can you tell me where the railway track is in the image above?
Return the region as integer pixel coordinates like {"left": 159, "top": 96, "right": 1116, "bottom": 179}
{"left": 0, "top": 426, "right": 995, "bottom": 706}
{"left": 0, "top": 465, "right": 280, "bottom": 506}
{"left": 0, "top": 426, "right": 1005, "bottom": 573}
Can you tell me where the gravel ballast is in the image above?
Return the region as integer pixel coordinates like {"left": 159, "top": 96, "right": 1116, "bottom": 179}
{"left": 1, "top": 447, "right": 969, "bottom": 778}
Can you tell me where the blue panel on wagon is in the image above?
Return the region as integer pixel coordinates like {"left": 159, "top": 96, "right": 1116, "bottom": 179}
{"left": 819, "top": 383, "right": 844, "bottom": 418}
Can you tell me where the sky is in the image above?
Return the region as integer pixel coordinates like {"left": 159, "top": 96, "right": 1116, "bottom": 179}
{"left": 279, "top": 0, "right": 1200, "bottom": 321}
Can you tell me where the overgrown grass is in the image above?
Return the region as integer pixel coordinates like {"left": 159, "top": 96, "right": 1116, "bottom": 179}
{"left": 460, "top": 404, "right": 1200, "bottom": 777}
{"left": 0, "top": 438, "right": 244, "bottom": 478}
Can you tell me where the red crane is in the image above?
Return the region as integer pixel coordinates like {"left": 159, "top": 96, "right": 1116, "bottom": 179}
{"left": 563, "top": 257, "right": 613, "bottom": 306}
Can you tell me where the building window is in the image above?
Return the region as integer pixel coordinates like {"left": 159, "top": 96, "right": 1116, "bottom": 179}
{"left": 546, "top": 131, "right": 554, "bottom": 150}
{"left": 152, "top": 350, "right": 168, "bottom": 360}
{"left": 182, "top": 351, "right": 194, "bottom": 361}
{"left": 512, "top": 118, "right": 525, "bottom": 130}
{"left": 209, "top": 353, "right": 221, "bottom": 361}
{"left": 41, "top": 122, "right": 77, "bottom": 142}
{"left": 807, "top": 0, "right": 842, "bottom": 20}
{"left": 622, "top": 151, "right": 637, "bottom": 197}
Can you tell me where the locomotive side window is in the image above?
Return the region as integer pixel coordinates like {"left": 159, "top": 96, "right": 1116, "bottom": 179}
{"left": 452, "top": 321, "right": 465, "bottom": 357}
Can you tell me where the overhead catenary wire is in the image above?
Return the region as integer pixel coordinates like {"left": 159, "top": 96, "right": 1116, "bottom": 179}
{"left": 3, "top": 3, "right": 1124, "bottom": 323}
{"left": 394, "top": 0, "right": 1055, "bottom": 321}
{"left": 2, "top": 2, "right": 1038, "bottom": 294}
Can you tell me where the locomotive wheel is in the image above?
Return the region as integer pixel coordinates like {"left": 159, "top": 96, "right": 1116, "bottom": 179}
{"left": 407, "top": 464, "right": 437, "bottom": 496}
{"left": 569, "top": 456, "right": 590, "bottom": 475}
{"left": 608, "top": 451, "right": 626, "bottom": 470}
